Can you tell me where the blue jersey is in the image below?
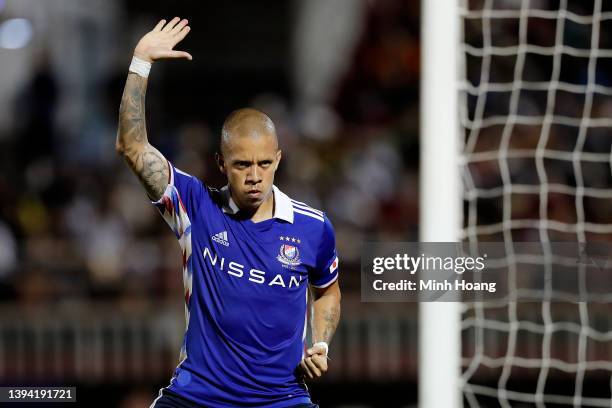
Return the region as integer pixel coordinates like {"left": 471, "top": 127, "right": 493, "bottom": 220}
{"left": 151, "top": 162, "right": 339, "bottom": 408}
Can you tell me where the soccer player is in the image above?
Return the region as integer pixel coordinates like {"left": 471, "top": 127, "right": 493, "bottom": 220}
{"left": 116, "top": 18, "right": 341, "bottom": 408}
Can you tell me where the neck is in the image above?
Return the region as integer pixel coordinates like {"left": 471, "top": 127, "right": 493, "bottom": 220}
{"left": 250, "top": 192, "right": 275, "bottom": 223}
{"left": 230, "top": 188, "right": 275, "bottom": 223}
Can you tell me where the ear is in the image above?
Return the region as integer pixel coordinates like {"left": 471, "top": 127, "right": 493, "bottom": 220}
{"left": 274, "top": 149, "right": 282, "bottom": 171}
{"left": 215, "top": 153, "right": 227, "bottom": 175}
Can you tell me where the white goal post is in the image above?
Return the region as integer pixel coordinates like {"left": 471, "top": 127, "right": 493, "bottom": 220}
{"left": 419, "top": 0, "right": 462, "bottom": 407}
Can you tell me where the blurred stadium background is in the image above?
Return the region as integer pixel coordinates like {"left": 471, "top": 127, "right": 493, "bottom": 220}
{"left": 0, "top": 0, "right": 610, "bottom": 407}
{"left": 0, "top": 1, "right": 419, "bottom": 407}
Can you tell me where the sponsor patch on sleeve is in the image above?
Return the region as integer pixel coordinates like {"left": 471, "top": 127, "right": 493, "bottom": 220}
{"left": 329, "top": 256, "right": 339, "bottom": 274}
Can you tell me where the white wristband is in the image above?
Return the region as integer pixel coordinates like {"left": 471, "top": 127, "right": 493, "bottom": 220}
{"left": 129, "top": 56, "right": 152, "bottom": 78}
{"left": 312, "top": 341, "right": 329, "bottom": 356}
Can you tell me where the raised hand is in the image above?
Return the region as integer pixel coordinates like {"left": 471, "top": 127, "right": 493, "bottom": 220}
{"left": 134, "top": 17, "right": 192, "bottom": 62}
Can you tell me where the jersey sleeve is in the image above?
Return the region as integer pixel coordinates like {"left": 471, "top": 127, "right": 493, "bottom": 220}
{"left": 151, "top": 161, "right": 206, "bottom": 240}
{"left": 309, "top": 214, "right": 339, "bottom": 288}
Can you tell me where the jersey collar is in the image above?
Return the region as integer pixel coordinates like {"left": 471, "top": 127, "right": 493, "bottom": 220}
{"left": 220, "top": 185, "right": 294, "bottom": 224}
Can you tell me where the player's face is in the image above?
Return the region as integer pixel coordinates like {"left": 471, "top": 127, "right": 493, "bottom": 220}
{"left": 219, "top": 133, "right": 281, "bottom": 211}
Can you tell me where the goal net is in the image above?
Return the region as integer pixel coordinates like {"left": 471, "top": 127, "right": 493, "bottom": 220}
{"left": 459, "top": 0, "right": 612, "bottom": 406}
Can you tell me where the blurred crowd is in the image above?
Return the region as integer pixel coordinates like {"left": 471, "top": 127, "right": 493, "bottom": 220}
{"left": 0, "top": 0, "right": 420, "bottom": 305}
{"left": 0, "top": 0, "right": 609, "bottom": 308}
{"left": 1, "top": 0, "right": 610, "bottom": 306}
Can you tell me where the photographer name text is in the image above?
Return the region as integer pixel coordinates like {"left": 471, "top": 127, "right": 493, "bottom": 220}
{"left": 372, "top": 279, "right": 496, "bottom": 293}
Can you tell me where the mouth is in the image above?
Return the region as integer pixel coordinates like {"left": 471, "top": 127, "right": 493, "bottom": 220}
{"left": 246, "top": 190, "right": 262, "bottom": 199}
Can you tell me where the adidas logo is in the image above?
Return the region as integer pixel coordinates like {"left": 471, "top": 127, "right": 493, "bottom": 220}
{"left": 212, "top": 231, "right": 230, "bottom": 247}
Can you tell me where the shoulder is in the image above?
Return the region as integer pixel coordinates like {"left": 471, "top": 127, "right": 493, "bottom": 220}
{"left": 287, "top": 197, "right": 337, "bottom": 265}
{"left": 289, "top": 198, "right": 335, "bottom": 239}
{"left": 203, "top": 185, "right": 228, "bottom": 211}
{"left": 290, "top": 198, "right": 326, "bottom": 224}
{"left": 172, "top": 165, "right": 226, "bottom": 212}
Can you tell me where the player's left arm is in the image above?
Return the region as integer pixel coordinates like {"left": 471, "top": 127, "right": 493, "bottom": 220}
{"left": 300, "top": 281, "right": 341, "bottom": 380}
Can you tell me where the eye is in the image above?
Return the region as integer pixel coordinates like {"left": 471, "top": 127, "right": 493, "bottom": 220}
{"left": 259, "top": 160, "right": 273, "bottom": 168}
{"left": 233, "top": 161, "right": 249, "bottom": 168}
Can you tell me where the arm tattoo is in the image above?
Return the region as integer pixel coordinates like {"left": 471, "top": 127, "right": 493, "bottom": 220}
{"left": 128, "top": 147, "right": 169, "bottom": 199}
{"left": 118, "top": 73, "right": 147, "bottom": 143}
{"left": 320, "top": 303, "right": 340, "bottom": 344}
{"left": 117, "top": 73, "right": 169, "bottom": 200}
{"left": 311, "top": 286, "right": 341, "bottom": 345}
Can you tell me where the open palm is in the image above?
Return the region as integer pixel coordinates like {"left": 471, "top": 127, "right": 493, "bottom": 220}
{"left": 134, "top": 17, "right": 192, "bottom": 62}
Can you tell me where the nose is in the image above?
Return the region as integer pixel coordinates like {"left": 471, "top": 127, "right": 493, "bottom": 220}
{"left": 246, "top": 165, "right": 261, "bottom": 184}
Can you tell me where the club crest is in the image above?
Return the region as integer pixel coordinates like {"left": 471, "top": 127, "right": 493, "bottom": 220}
{"left": 277, "top": 244, "right": 301, "bottom": 267}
